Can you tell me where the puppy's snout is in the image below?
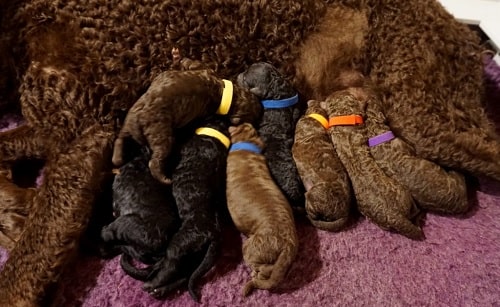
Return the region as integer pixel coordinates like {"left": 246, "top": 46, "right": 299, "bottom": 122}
{"left": 236, "top": 73, "right": 245, "bottom": 87}
{"left": 230, "top": 116, "right": 242, "bottom": 125}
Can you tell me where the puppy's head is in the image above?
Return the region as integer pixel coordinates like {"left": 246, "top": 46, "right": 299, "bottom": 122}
{"left": 320, "top": 89, "right": 367, "bottom": 117}
{"left": 229, "top": 88, "right": 262, "bottom": 125}
{"left": 228, "top": 123, "right": 265, "bottom": 149}
{"left": 305, "top": 100, "right": 328, "bottom": 118}
{"left": 236, "top": 62, "right": 295, "bottom": 100}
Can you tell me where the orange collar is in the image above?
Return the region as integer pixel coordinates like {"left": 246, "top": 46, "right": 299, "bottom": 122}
{"left": 328, "top": 115, "right": 363, "bottom": 127}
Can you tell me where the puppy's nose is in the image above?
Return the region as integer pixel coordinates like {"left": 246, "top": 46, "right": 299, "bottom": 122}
{"left": 236, "top": 73, "right": 245, "bottom": 87}
{"left": 230, "top": 117, "right": 241, "bottom": 125}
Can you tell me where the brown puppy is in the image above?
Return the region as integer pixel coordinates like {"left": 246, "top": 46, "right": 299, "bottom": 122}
{"left": 112, "top": 69, "right": 261, "bottom": 184}
{"left": 292, "top": 99, "right": 352, "bottom": 231}
{"left": 322, "top": 90, "right": 423, "bottom": 240}
{"left": 0, "top": 176, "right": 36, "bottom": 251}
{"left": 364, "top": 91, "right": 469, "bottom": 215}
{"left": 226, "top": 123, "right": 298, "bottom": 297}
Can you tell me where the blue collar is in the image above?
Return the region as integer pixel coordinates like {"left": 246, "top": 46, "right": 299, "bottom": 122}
{"left": 229, "top": 141, "right": 262, "bottom": 154}
{"left": 261, "top": 94, "right": 299, "bottom": 109}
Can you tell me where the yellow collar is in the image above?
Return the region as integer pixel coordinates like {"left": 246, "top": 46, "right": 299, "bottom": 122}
{"left": 307, "top": 113, "right": 329, "bottom": 129}
{"left": 195, "top": 127, "right": 231, "bottom": 149}
{"left": 217, "top": 79, "right": 233, "bottom": 115}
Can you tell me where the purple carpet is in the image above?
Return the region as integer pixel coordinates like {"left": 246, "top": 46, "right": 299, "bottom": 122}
{"left": 1, "top": 57, "right": 500, "bottom": 306}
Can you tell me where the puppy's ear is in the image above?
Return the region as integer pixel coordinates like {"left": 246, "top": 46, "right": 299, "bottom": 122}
{"left": 267, "top": 69, "right": 294, "bottom": 99}
{"left": 228, "top": 126, "right": 238, "bottom": 135}
{"left": 249, "top": 86, "right": 266, "bottom": 98}
{"left": 307, "top": 100, "right": 317, "bottom": 107}
{"left": 319, "top": 100, "right": 328, "bottom": 110}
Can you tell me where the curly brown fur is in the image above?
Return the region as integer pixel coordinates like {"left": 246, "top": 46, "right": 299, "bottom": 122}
{"left": 0, "top": 176, "right": 35, "bottom": 251}
{"left": 322, "top": 90, "right": 423, "bottom": 239}
{"left": 363, "top": 89, "right": 469, "bottom": 214}
{"left": 226, "top": 123, "right": 298, "bottom": 297}
{"left": 0, "top": 123, "right": 114, "bottom": 307}
{"left": 236, "top": 62, "right": 305, "bottom": 209}
{"left": 112, "top": 69, "right": 261, "bottom": 184}
{"left": 292, "top": 100, "right": 352, "bottom": 231}
{"left": 1, "top": 0, "right": 499, "bottom": 304}
{"left": 360, "top": 0, "right": 500, "bottom": 180}
{"left": 101, "top": 147, "right": 181, "bottom": 266}
{"left": 142, "top": 116, "right": 229, "bottom": 302}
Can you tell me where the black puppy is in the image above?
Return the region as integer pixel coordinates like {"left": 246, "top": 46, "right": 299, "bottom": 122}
{"left": 142, "top": 116, "right": 230, "bottom": 302}
{"left": 100, "top": 146, "right": 181, "bottom": 269}
{"left": 237, "top": 62, "right": 305, "bottom": 209}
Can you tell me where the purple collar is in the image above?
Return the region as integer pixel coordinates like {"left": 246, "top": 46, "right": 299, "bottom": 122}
{"left": 368, "top": 131, "right": 395, "bottom": 147}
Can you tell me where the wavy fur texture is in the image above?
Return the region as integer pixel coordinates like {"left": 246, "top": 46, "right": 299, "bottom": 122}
{"left": 111, "top": 69, "right": 261, "bottom": 184}
{"left": 226, "top": 123, "right": 298, "bottom": 297}
{"left": 292, "top": 100, "right": 353, "bottom": 231}
{"left": 101, "top": 147, "right": 181, "bottom": 267}
{"left": 237, "top": 62, "right": 305, "bottom": 208}
{"left": 142, "top": 117, "right": 230, "bottom": 302}
{"left": 322, "top": 90, "right": 423, "bottom": 239}
{"left": 0, "top": 0, "right": 498, "bottom": 304}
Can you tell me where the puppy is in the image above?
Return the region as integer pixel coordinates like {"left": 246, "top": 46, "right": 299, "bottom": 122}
{"left": 143, "top": 116, "right": 230, "bottom": 302}
{"left": 236, "top": 62, "right": 305, "bottom": 209}
{"left": 112, "top": 67, "right": 262, "bottom": 185}
{"left": 364, "top": 92, "right": 469, "bottom": 214}
{"left": 322, "top": 90, "right": 423, "bottom": 239}
{"left": 0, "top": 176, "right": 36, "bottom": 251}
{"left": 226, "top": 123, "right": 298, "bottom": 296}
{"left": 292, "top": 99, "right": 352, "bottom": 231}
{"left": 101, "top": 146, "right": 181, "bottom": 266}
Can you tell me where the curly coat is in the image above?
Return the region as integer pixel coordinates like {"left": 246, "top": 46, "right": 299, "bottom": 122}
{"left": 364, "top": 90, "right": 470, "bottom": 214}
{"left": 0, "top": 0, "right": 499, "bottom": 304}
{"left": 142, "top": 117, "right": 229, "bottom": 302}
{"left": 322, "top": 90, "right": 423, "bottom": 239}
{"left": 292, "top": 100, "right": 352, "bottom": 231}
{"left": 236, "top": 62, "right": 305, "bottom": 208}
{"left": 100, "top": 147, "right": 181, "bottom": 265}
{"left": 111, "top": 69, "right": 261, "bottom": 185}
{"left": 226, "top": 123, "right": 298, "bottom": 297}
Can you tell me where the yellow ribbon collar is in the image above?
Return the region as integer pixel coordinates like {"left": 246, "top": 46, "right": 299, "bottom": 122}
{"left": 217, "top": 79, "right": 233, "bottom": 115}
{"left": 195, "top": 127, "right": 231, "bottom": 149}
{"left": 307, "top": 113, "right": 329, "bottom": 129}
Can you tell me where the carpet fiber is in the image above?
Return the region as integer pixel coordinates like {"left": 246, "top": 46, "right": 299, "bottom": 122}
{"left": 1, "top": 56, "right": 499, "bottom": 306}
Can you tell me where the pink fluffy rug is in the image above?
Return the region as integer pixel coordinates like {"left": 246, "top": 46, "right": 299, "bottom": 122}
{"left": 1, "top": 56, "right": 499, "bottom": 306}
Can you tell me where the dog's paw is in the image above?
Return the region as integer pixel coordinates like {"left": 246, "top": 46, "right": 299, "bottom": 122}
{"left": 143, "top": 278, "right": 187, "bottom": 299}
{"left": 100, "top": 225, "right": 115, "bottom": 242}
{"left": 148, "top": 159, "right": 171, "bottom": 185}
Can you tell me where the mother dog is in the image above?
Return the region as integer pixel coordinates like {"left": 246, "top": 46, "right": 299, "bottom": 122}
{"left": 0, "top": 0, "right": 498, "bottom": 305}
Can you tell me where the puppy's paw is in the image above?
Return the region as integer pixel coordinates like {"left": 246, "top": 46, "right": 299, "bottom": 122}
{"left": 148, "top": 159, "right": 171, "bottom": 185}
{"left": 100, "top": 225, "right": 115, "bottom": 242}
{"left": 143, "top": 278, "right": 187, "bottom": 299}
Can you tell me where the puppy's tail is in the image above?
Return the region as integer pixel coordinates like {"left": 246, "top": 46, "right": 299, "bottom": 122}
{"left": 388, "top": 215, "right": 424, "bottom": 240}
{"left": 187, "top": 240, "right": 219, "bottom": 302}
{"left": 242, "top": 242, "right": 297, "bottom": 297}
{"left": 120, "top": 254, "right": 155, "bottom": 281}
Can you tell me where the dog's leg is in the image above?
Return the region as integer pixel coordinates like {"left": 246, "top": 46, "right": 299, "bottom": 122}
{"left": 146, "top": 119, "right": 174, "bottom": 185}
{"left": 143, "top": 225, "right": 210, "bottom": 298}
{"left": 0, "top": 126, "right": 46, "bottom": 251}
{"left": 0, "top": 178, "right": 36, "bottom": 251}
{"left": 0, "top": 125, "right": 48, "bottom": 162}
{"left": 101, "top": 215, "right": 165, "bottom": 251}
{"left": 0, "top": 123, "right": 114, "bottom": 306}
